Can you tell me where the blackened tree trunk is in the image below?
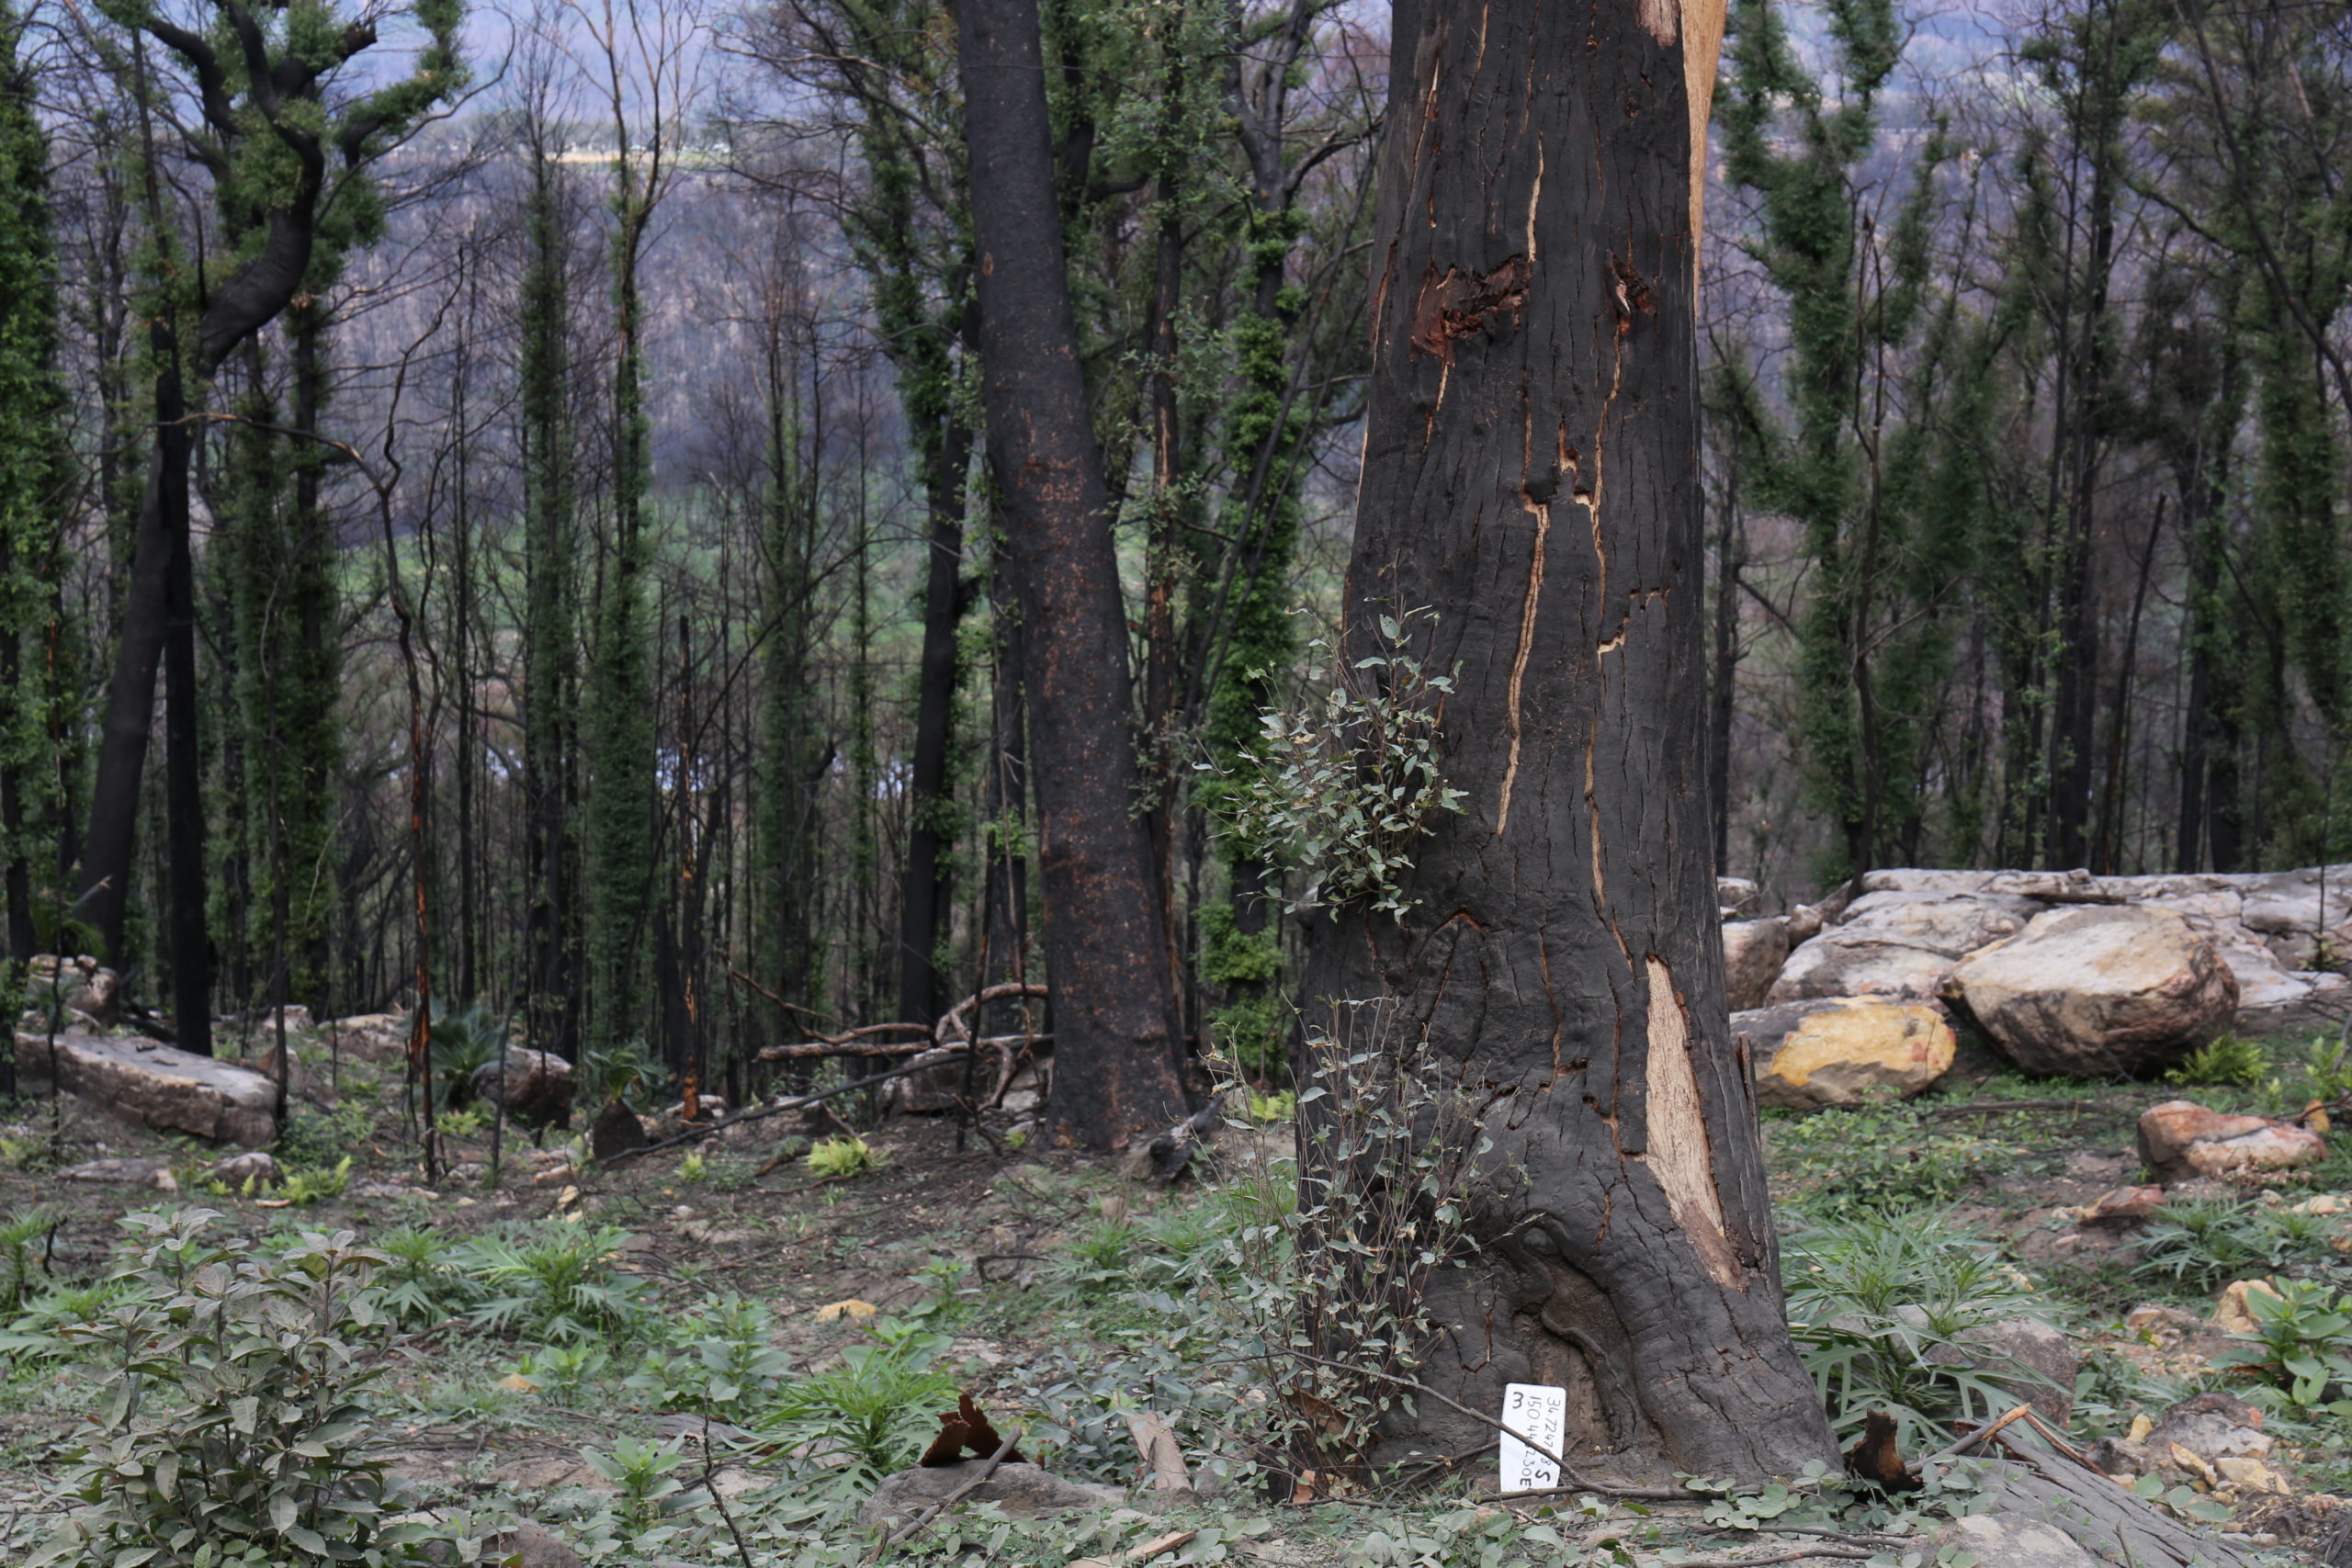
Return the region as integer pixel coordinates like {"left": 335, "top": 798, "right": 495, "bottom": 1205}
{"left": 1709, "top": 468, "right": 1745, "bottom": 874}
{"left": 1300, "top": 0, "right": 1835, "bottom": 1482}
{"left": 957, "top": 0, "right": 1190, "bottom": 1149}
{"left": 895, "top": 382, "right": 974, "bottom": 1031}
{"left": 162, "top": 455, "right": 209, "bottom": 1057}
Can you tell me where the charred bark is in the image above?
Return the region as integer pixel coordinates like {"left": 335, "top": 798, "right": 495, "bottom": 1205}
{"left": 956, "top": 0, "right": 1191, "bottom": 1148}
{"left": 895, "top": 413, "right": 973, "bottom": 1031}
{"left": 1299, "top": 0, "right": 1834, "bottom": 1483}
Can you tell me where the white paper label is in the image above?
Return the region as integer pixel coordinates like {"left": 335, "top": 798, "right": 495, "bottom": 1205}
{"left": 1498, "top": 1382, "right": 1567, "bottom": 1495}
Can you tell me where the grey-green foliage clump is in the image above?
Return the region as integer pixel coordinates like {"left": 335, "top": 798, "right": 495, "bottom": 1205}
{"left": 1782, "top": 1213, "right": 2058, "bottom": 1455}
{"left": 1213, "top": 609, "right": 1464, "bottom": 919}
{"left": 31, "top": 1207, "right": 479, "bottom": 1568}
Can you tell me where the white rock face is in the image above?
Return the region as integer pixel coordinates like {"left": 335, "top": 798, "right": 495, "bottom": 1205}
{"left": 1767, "top": 891, "right": 2038, "bottom": 1002}
{"left": 1719, "top": 917, "right": 1790, "bottom": 1011}
{"left": 1738, "top": 864, "right": 2352, "bottom": 1055}
{"left": 316, "top": 1011, "right": 414, "bottom": 1064}
{"left": 1944, "top": 906, "right": 2239, "bottom": 1077}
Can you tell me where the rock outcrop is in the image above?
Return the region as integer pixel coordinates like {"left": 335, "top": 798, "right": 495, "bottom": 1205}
{"left": 2137, "top": 1100, "right": 2326, "bottom": 1181}
{"left": 15, "top": 1032, "right": 276, "bottom": 1146}
{"left": 1734, "top": 865, "right": 2352, "bottom": 1055}
{"left": 1721, "top": 918, "right": 1790, "bottom": 1011}
{"left": 1942, "top": 906, "right": 2238, "bottom": 1077}
{"left": 1736, "top": 997, "right": 1956, "bottom": 1108}
{"left": 476, "top": 1048, "right": 574, "bottom": 1125}
{"left": 317, "top": 1012, "right": 414, "bottom": 1065}
{"left": 1767, "top": 890, "right": 2038, "bottom": 1003}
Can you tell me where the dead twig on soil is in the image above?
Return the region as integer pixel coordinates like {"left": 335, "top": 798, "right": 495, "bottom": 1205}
{"left": 1666, "top": 1548, "right": 1877, "bottom": 1567}
{"left": 606, "top": 1051, "right": 989, "bottom": 1166}
{"left": 1920, "top": 1403, "right": 2035, "bottom": 1463}
{"left": 1069, "top": 1529, "right": 1199, "bottom": 1566}
{"left": 696, "top": 1408, "right": 754, "bottom": 1564}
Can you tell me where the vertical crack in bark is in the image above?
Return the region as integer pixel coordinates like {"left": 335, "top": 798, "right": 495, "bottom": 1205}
{"left": 1537, "top": 930, "right": 1566, "bottom": 1077}
{"left": 1525, "top": 136, "right": 1544, "bottom": 265}
{"left": 1637, "top": 955, "right": 1742, "bottom": 1288}
{"left": 1497, "top": 497, "right": 1550, "bottom": 838}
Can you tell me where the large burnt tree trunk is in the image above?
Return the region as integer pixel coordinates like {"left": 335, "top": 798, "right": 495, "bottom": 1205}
{"left": 894, "top": 374, "right": 974, "bottom": 1032}
{"left": 957, "top": 0, "right": 1191, "bottom": 1149}
{"left": 1300, "top": 0, "right": 1835, "bottom": 1483}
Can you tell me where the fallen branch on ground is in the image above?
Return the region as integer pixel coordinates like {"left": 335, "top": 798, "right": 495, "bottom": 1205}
{"left": 757, "top": 1032, "right": 1051, "bottom": 1062}
{"left": 1665, "top": 1549, "right": 1876, "bottom": 1567}
{"left": 1919, "top": 1403, "right": 2035, "bottom": 1464}
{"left": 604, "top": 1050, "right": 985, "bottom": 1166}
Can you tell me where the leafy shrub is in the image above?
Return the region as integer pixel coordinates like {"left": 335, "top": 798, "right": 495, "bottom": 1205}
{"left": 2133, "top": 1198, "right": 2349, "bottom": 1292}
{"left": 2217, "top": 1279, "right": 2352, "bottom": 1414}
{"left": 582, "top": 1435, "right": 700, "bottom": 1543}
{"left": 806, "top": 1134, "right": 882, "bottom": 1180}
{"left": 213, "top": 1155, "right": 351, "bottom": 1205}
{"left": 0, "top": 1279, "right": 131, "bottom": 1361}
{"left": 1042, "top": 1218, "right": 1138, "bottom": 1303}
{"left": 30, "top": 1208, "right": 478, "bottom": 1567}
{"left": 276, "top": 1101, "right": 375, "bottom": 1168}
{"left": 0, "top": 1204, "right": 52, "bottom": 1312}
{"left": 2309, "top": 1032, "right": 2352, "bottom": 1104}
{"left": 1210, "top": 609, "right": 1465, "bottom": 919}
{"left": 437, "top": 1103, "right": 489, "bottom": 1139}
{"left": 1766, "top": 1106, "right": 2002, "bottom": 1218}
{"left": 628, "top": 1293, "right": 794, "bottom": 1417}
{"left": 0, "top": 1129, "right": 61, "bottom": 1172}
{"left": 426, "top": 1000, "right": 506, "bottom": 1107}
{"left": 457, "top": 1221, "right": 645, "bottom": 1343}
{"left": 760, "top": 1318, "right": 956, "bottom": 1479}
{"left": 1208, "top": 997, "right": 1489, "bottom": 1487}
{"left": 371, "top": 1225, "right": 474, "bottom": 1328}
{"left": 1247, "top": 1089, "right": 1295, "bottom": 1123}
{"left": 513, "top": 1342, "right": 610, "bottom": 1405}
{"left": 579, "top": 1037, "right": 664, "bottom": 1113}
{"left": 1783, "top": 1213, "right": 2057, "bottom": 1452}
{"left": 2165, "top": 1033, "right": 2267, "bottom": 1089}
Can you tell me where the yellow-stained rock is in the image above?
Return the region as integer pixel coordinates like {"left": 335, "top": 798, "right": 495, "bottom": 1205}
{"left": 2213, "top": 1278, "right": 2283, "bottom": 1334}
{"left": 2213, "top": 1456, "right": 2290, "bottom": 1495}
{"left": 817, "top": 1298, "right": 877, "bottom": 1322}
{"left": 1736, "top": 997, "right": 1958, "bottom": 1110}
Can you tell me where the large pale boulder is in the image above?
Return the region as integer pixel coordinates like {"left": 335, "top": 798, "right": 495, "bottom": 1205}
{"left": 2215, "top": 945, "right": 2351, "bottom": 1038}
{"left": 15, "top": 1032, "right": 276, "bottom": 1146}
{"left": 1735, "top": 997, "right": 1956, "bottom": 1109}
{"left": 2136, "top": 1100, "right": 2327, "bottom": 1181}
{"left": 318, "top": 1011, "right": 413, "bottom": 1065}
{"left": 1769, "top": 890, "right": 2038, "bottom": 1002}
{"left": 1944, "top": 906, "right": 2238, "bottom": 1077}
{"left": 1720, "top": 918, "right": 1789, "bottom": 1011}
{"left": 476, "top": 1048, "right": 574, "bottom": 1125}
{"left": 1936, "top": 1516, "right": 2101, "bottom": 1568}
